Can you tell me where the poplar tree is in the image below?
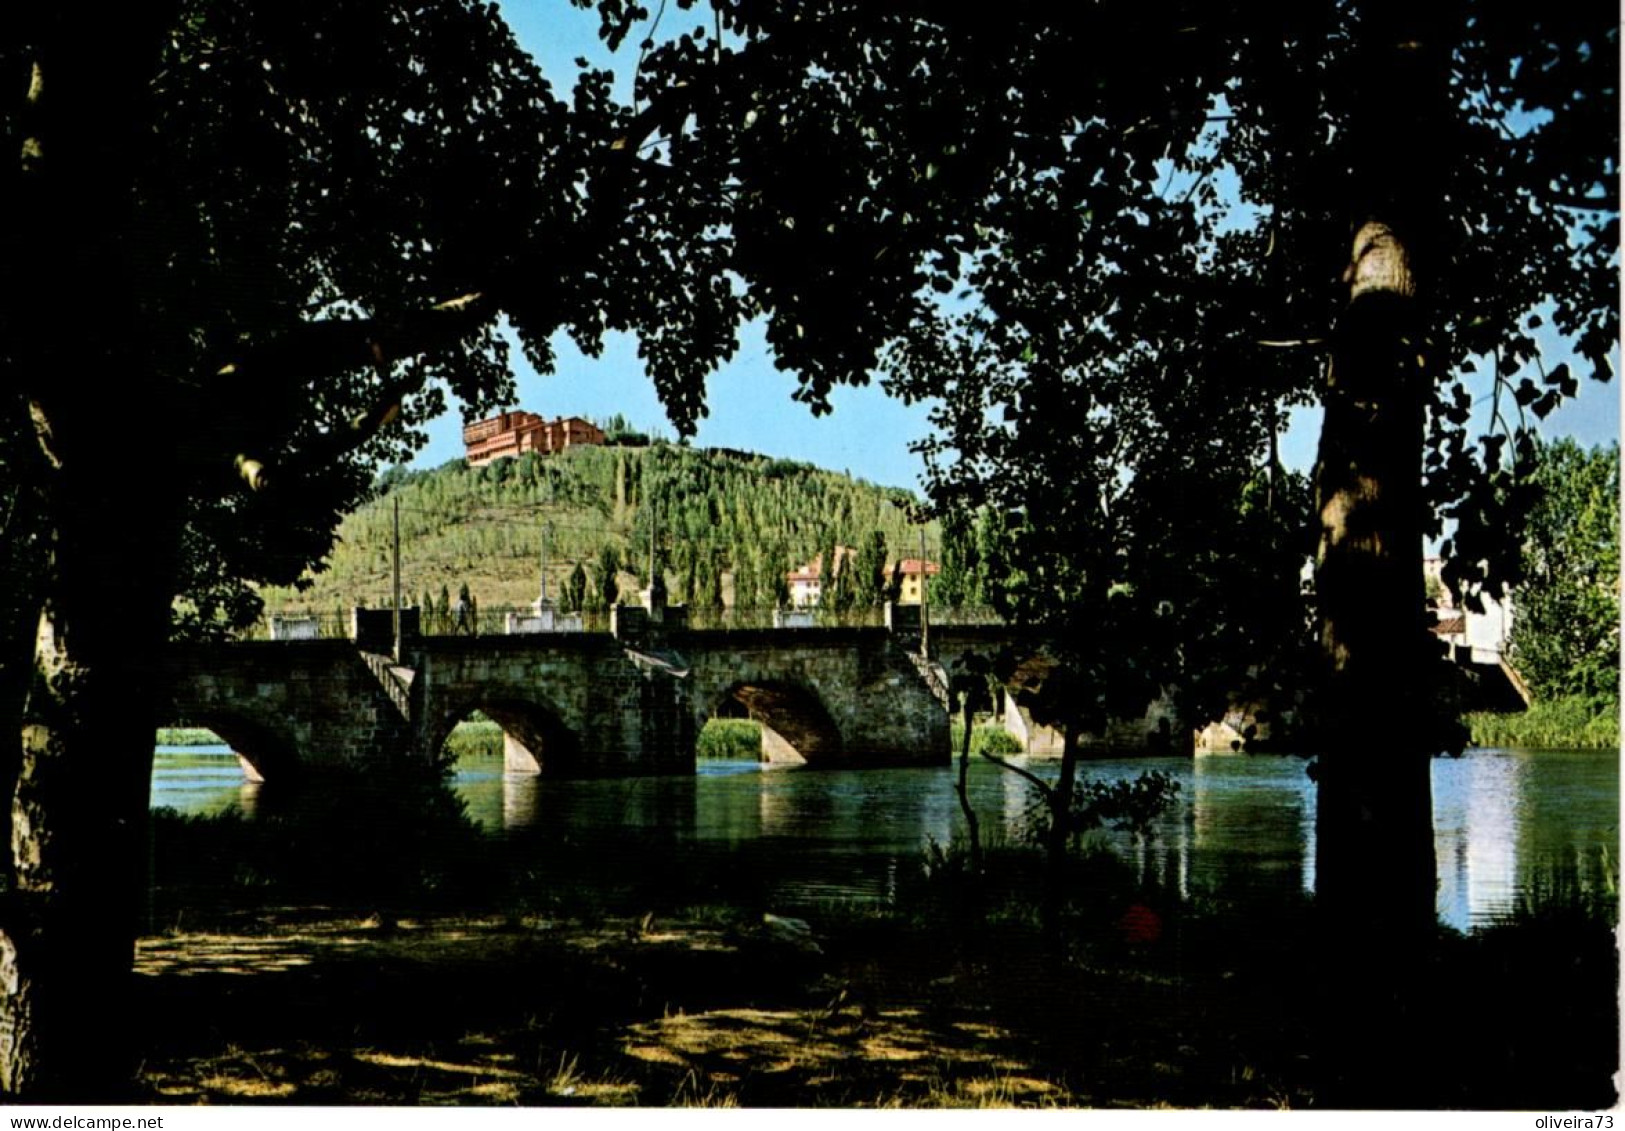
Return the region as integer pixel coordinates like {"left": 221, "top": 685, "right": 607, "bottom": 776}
{"left": 596, "top": 545, "right": 621, "bottom": 610}
{"left": 564, "top": 561, "right": 588, "bottom": 615}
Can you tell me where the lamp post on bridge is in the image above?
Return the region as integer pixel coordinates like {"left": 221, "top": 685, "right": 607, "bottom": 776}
{"left": 539, "top": 519, "right": 552, "bottom": 605}
{"left": 392, "top": 495, "right": 402, "bottom": 662}
{"left": 918, "top": 526, "right": 930, "bottom": 660}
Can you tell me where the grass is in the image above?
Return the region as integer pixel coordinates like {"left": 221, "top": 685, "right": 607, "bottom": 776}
{"left": 443, "top": 719, "right": 505, "bottom": 761}
{"left": 947, "top": 721, "right": 1025, "bottom": 757}
{"left": 696, "top": 718, "right": 762, "bottom": 760}
{"left": 155, "top": 727, "right": 226, "bottom": 746}
{"left": 1466, "top": 694, "right": 1619, "bottom": 749}
{"left": 443, "top": 718, "right": 766, "bottom": 763}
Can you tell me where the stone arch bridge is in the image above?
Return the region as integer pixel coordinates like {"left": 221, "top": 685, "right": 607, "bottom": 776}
{"left": 159, "top": 621, "right": 1033, "bottom": 781}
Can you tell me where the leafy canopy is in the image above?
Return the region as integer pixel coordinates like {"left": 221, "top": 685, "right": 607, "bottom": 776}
{"left": 625, "top": 2, "right": 1615, "bottom": 725}
{"left": 1508, "top": 439, "right": 1620, "bottom": 702}
{"left": 5, "top": 3, "right": 1612, "bottom": 674}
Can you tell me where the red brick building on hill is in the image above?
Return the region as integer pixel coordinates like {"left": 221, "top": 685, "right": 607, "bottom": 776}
{"left": 463, "top": 411, "right": 605, "bottom": 466}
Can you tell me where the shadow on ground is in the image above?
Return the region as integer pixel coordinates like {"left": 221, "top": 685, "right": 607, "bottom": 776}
{"left": 130, "top": 898, "right": 1618, "bottom": 1108}
{"left": 132, "top": 911, "right": 1299, "bottom": 1107}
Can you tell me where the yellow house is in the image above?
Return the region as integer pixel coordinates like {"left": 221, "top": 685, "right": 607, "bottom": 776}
{"left": 893, "top": 558, "right": 940, "bottom": 605}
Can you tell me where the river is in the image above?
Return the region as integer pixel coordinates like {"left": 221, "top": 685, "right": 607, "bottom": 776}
{"left": 150, "top": 745, "right": 1617, "bottom": 932}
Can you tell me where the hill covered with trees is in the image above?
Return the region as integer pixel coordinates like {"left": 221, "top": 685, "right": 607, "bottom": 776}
{"left": 258, "top": 442, "right": 947, "bottom": 628}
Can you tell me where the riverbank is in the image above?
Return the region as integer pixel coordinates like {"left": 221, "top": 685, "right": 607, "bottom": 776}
{"left": 1466, "top": 695, "right": 1619, "bottom": 749}
{"left": 444, "top": 718, "right": 1022, "bottom": 763}
{"left": 129, "top": 881, "right": 1617, "bottom": 1108}
{"left": 436, "top": 717, "right": 1021, "bottom": 764}
{"left": 442, "top": 718, "right": 771, "bottom": 762}
{"left": 136, "top": 745, "right": 1616, "bottom": 1107}
{"left": 155, "top": 727, "right": 226, "bottom": 746}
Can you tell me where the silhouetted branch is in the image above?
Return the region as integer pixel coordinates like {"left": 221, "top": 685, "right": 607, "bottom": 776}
{"left": 978, "top": 749, "right": 1053, "bottom": 798}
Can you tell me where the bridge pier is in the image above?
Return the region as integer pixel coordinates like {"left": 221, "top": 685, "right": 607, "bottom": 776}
{"left": 503, "top": 732, "right": 541, "bottom": 775}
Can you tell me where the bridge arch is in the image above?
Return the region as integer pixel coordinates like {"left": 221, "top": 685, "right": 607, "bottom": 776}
{"left": 704, "top": 680, "right": 843, "bottom": 767}
{"left": 158, "top": 710, "right": 299, "bottom": 784}
{"left": 431, "top": 693, "right": 582, "bottom": 776}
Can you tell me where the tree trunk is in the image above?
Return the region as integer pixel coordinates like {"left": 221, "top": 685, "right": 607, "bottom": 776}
{"left": 1310, "top": 219, "right": 1442, "bottom": 1110}
{"left": 2, "top": 453, "right": 178, "bottom": 1098}
{"left": 0, "top": 12, "right": 182, "bottom": 1092}
{"left": 1041, "top": 722, "right": 1080, "bottom": 939}
{"left": 954, "top": 699, "right": 982, "bottom": 873}
{"left": 1312, "top": 219, "right": 1436, "bottom": 939}
{"left": 1307, "top": 6, "right": 1451, "bottom": 1102}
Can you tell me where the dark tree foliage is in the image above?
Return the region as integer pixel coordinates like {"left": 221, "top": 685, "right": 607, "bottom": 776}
{"left": 0, "top": 0, "right": 1614, "bottom": 1099}
{"left": 634, "top": 2, "right": 1612, "bottom": 947}
{"left": 630, "top": 4, "right": 1612, "bottom": 1101}
{"left": 2, "top": 4, "right": 588, "bottom": 1096}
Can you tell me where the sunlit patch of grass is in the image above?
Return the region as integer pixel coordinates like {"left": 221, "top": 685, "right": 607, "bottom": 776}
{"left": 621, "top": 1003, "right": 1050, "bottom": 1105}
{"left": 672, "top": 1068, "right": 742, "bottom": 1107}
{"left": 135, "top": 935, "right": 319, "bottom": 977}
{"left": 937, "top": 1072, "right": 1061, "bottom": 1107}
{"left": 353, "top": 1050, "right": 531, "bottom": 1081}
{"left": 190, "top": 1046, "right": 302, "bottom": 1101}
{"left": 442, "top": 719, "right": 504, "bottom": 761}
{"left": 198, "top": 1073, "right": 299, "bottom": 1100}
{"left": 563, "top": 1080, "right": 642, "bottom": 1104}
{"left": 538, "top": 1052, "right": 639, "bottom": 1104}
{"left": 1466, "top": 695, "right": 1619, "bottom": 749}
{"left": 544, "top": 1051, "right": 583, "bottom": 1098}
{"left": 624, "top": 1044, "right": 688, "bottom": 1067}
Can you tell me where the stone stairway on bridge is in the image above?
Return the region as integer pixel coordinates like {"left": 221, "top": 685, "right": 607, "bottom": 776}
{"left": 1497, "top": 655, "right": 1532, "bottom": 708}
{"left": 906, "top": 651, "right": 951, "bottom": 711}
{"left": 359, "top": 651, "right": 414, "bottom": 720}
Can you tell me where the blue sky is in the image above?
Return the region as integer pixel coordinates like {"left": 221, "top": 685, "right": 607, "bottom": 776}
{"left": 409, "top": 2, "right": 1620, "bottom": 492}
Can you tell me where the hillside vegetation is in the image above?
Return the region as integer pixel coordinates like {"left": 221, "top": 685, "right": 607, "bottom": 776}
{"left": 259, "top": 443, "right": 936, "bottom": 624}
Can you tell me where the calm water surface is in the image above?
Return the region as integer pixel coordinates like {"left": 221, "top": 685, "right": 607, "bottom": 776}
{"left": 151, "top": 745, "right": 1617, "bottom": 931}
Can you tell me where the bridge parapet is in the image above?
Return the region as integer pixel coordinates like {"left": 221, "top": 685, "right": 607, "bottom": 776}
{"left": 358, "top": 650, "right": 413, "bottom": 719}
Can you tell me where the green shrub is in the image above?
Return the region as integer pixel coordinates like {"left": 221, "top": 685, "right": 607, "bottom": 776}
{"left": 948, "top": 721, "right": 1025, "bottom": 756}
{"left": 443, "top": 719, "right": 504, "bottom": 761}
{"left": 1467, "top": 695, "right": 1620, "bottom": 749}
{"left": 154, "top": 727, "right": 226, "bottom": 746}
{"left": 697, "top": 718, "right": 762, "bottom": 760}
{"left": 446, "top": 716, "right": 769, "bottom": 762}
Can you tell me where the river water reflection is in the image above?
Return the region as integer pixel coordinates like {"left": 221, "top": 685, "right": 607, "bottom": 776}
{"left": 151, "top": 745, "right": 1617, "bottom": 931}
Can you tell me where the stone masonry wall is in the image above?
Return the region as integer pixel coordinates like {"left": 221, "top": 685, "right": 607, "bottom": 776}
{"left": 165, "top": 627, "right": 959, "bottom": 784}
{"left": 679, "top": 628, "right": 948, "bottom": 768}
{"left": 162, "top": 640, "right": 414, "bottom": 780}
